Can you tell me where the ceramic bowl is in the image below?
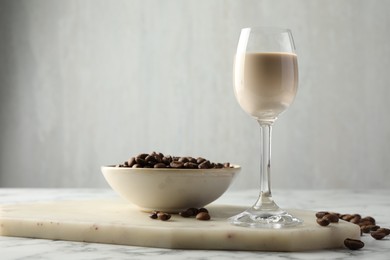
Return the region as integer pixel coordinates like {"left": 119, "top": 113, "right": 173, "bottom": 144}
{"left": 101, "top": 165, "right": 240, "bottom": 213}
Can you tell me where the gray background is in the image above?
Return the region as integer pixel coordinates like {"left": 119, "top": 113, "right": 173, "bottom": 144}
{"left": 1, "top": 0, "right": 389, "bottom": 190}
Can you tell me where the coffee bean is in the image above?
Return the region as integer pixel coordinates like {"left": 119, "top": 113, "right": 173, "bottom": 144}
{"left": 170, "top": 161, "right": 184, "bottom": 168}
{"left": 186, "top": 207, "right": 199, "bottom": 216}
{"left": 324, "top": 213, "right": 339, "bottom": 223}
{"left": 154, "top": 163, "right": 167, "bottom": 168}
{"left": 371, "top": 231, "right": 387, "bottom": 240}
{"left": 215, "top": 163, "right": 224, "bottom": 168}
{"left": 137, "top": 153, "right": 148, "bottom": 159}
{"left": 330, "top": 212, "right": 341, "bottom": 218}
{"left": 361, "top": 216, "right": 376, "bottom": 225}
{"left": 179, "top": 208, "right": 209, "bottom": 218}
{"left": 198, "top": 208, "right": 209, "bottom": 213}
{"left": 127, "top": 157, "right": 136, "bottom": 167}
{"left": 196, "top": 212, "right": 210, "bottom": 221}
{"left": 199, "top": 160, "right": 211, "bottom": 169}
{"left": 196, "top": 157, "right": 206, "bottom": 164}
{"left": 344, "top": 238, "right": 364, "bottom": 250}
{"left": 377, "top": 228, "right": 390, "bottom": 236}
{"left": 132, "top": 164, "right": 143, "bottom": 168}
{"left": 184, "top": 162, "right": 198, "bottom": 169}
{"left": 145, "top": 155, "right": 157, "bottom": 163}
{"left": 157, "top": 212, "right": 171, "bottom": 221}
{"left": 135, "top": 157, "right": 146, "bottom": 166}
{"left": 149, "top": 212, "right": 158, "bottom": 219}
{"left": 316, "top": 218, "right": 330, "bottom": 226}
{"left": 162, "top": 155, "right": 172, "bottom": 164}
{"left": 179, "top": 210, "right": 192, "bottom": 218}
{"left": 188, "top": 157, "right": 197, "bottom": 163}
{"left": 352, "top": 214, "right": 362, "bottom": 219}
{"left": 178, "top": 157, "right": 189, "bottom": 163}
{"left": 315, "top": 211, "right": 329, "bottom": 219}
{"left": 370, "top": 225, "right": 380, "bottom": 231}
{"left": 359, "top": 220, "right": 374, "bottom": 227}
{"left": 350, "top": 216, "right": 361, "bottom": 224}
{"left": 153, "top": 154, "right": 163, "bottom": 163}
{"left": 361, "top": 225, "right": 372, "bottom": 234}
{"left": 360, "top": 224, "right": 379, "bottom": 233}
{"left": 341, "top": 214, "right": 354, "bottom": 222}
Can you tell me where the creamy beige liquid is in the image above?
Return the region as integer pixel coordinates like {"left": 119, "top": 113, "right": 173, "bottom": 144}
{"left": 234, "top": 52, "right": 298, "bottom": 121}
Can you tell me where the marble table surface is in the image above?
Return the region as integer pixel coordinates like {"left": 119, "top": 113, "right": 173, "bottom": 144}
{"left": 0, "top": 188, "right": 389, "bottom": 260}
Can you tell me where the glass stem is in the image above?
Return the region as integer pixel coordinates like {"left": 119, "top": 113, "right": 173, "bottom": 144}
{"left": 254, "top": 120, "right": 280, "bottom": 211}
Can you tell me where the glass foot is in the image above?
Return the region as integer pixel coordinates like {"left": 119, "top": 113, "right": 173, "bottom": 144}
{"left": 229, "top": 208, "right": 303, "bottom": 228}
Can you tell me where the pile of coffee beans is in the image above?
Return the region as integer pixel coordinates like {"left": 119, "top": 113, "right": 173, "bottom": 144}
{"left": 149, "top": 207, "right": 211, "bottom": 221}
{"left": 315, "top": 210, "right": 390, "bottom": 250}
{"left": 116, "top": 152, "right": 232, "bottom": 169}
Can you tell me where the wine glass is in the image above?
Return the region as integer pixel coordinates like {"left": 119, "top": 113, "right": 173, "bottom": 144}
{"left": 230, "top": 27, "right": 302, "bottom": 228}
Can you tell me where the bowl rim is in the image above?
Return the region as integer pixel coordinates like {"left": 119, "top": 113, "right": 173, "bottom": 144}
{"left": 101, "top": 164, "right": 241, "bottom": 172}
{"left": 101, "top": 164, "right": 241, "bottom": 176}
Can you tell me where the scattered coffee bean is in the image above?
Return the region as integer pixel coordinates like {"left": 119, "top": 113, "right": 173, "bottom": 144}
{"left": 340, "top": 214, "right": 354, "bottom": 222}
{"left": 370, "top": 225, "right": 380, "bottom": 231}
{"left": 377, "top": 228, "right": 390, "bottom": 236}
{"left": 316, "top": 218, "right": 330, "bottom": 226}
{"left": 179, "top": 207, "right": 210, "bottom": 220}
{"left": 157, "top": 212, "right": 171, "bottom": 221}
{"left": 116, "top": 152, "right": 234, "bottom": 169}
{"left": 315, "top": 211, "right": 329, "bottom": 219}
{"left": 344, "top": 238, "right": 364, "bottom": 250}
{"left": 324, "top": 213, "right": 339, "bottom": 223}
{"left": 371, "top": 231, "right": 387, "bottom": 240}
{"left": 359, "top": 224, "right": 380, "bottom": 234}
{"left": 360, "top": 224, "right": 379, "bottom": 233}
{"left": 179, "top": 210, "right": 192, "bottom": 218}
{"left": 198, "top": 208, "right": 209, "bottom": 213}
{"left": 149, "top": 211, "right": 158, "bottom": 219}
{"left": 361, "top": 225, "right": 374, "bottom": 234}
{"left": 186, "top": 207, "right": 199, "bottom": 216}
{"left": 330, "top": 212, "right": 341, "bottom": 218}
{"left": 350, "top": 216, "right": 362, "bottom": 224}
{"left": 361, "top": 216, "right": 376, "bottom": 225}
{"left": 316, "top": 209, "right": 390, "bottom": 251}
{"left": 196, "top": 212, "right": 211, "bottom": 221}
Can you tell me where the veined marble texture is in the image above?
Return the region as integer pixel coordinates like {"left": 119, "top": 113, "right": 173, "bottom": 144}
{"left": 0, "top": 189, "right": 389, "bottom": 259}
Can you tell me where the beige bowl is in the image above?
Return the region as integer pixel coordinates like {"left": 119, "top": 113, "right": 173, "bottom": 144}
{"left": 101, "top": 165, "right": 240, "bottom": 213}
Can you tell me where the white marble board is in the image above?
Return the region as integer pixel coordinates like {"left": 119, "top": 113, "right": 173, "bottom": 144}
{"left": 0, "top": 199, "right": 360, "bottom": 252}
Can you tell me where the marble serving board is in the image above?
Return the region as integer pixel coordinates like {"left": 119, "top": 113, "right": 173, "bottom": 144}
{"left": 0, "top": 199, "right": 360, "bottom": 252}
